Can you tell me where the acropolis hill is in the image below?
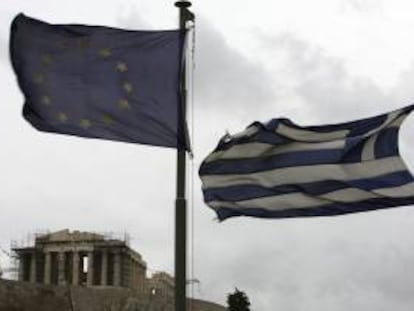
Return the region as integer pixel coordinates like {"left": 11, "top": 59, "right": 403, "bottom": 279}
{"left": 0, "top": 229, "right": 225, "bottom": 311}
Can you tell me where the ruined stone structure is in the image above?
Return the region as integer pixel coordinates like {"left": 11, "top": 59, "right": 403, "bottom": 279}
{"left": 13, "top": 230, "right": 147, "bottom": 292}
{"left": 7, "top": 229, "right": 227, "bottom": 311}
{"left": 146, "top": 272, "right": 174, "bottom": 298}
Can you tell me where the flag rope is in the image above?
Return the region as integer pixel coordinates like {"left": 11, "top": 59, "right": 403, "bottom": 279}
{"left": 189, "top": 19, "right": 196, "bottom": 309}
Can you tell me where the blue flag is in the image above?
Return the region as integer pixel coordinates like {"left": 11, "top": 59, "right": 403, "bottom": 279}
{"left": 200, "top": 105, "right": 414, "bottom": 220}
{"left": 10, "top": 14, "right": 186, "bottom": 149}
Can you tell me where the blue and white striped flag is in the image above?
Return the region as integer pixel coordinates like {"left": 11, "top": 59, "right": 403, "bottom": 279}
{"left": 199, "top": 105, "right": 414, "bottom": 220}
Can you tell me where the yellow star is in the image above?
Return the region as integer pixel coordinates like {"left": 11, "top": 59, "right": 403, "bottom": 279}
{"left": 116, "top": 62, "right": 128, "bottom": 72}
{"left": 79, "top": 119, "right": 92, "bottom": 129}
{"left": 40, "top": 95, "right": 51, "bottom": 106}
{"left": 33, "top": 73, "right": 45, "bottom": 84}
{"left": 118, "top": 99, "right": 130, "bottom": 110}
{"left": 102, "top": 114, "right": 115, "bottom": 125}
{"left": 56, "top": 112, "right": 68, "bottom": 123}
{"left": 99, "top": 48, "right": 112, "bottom": 58}
{"left": 123, "top": 82, "right": 133, "bottom": 94}
{"left": 41, "top": 54, "right": 54, "bottom": 65}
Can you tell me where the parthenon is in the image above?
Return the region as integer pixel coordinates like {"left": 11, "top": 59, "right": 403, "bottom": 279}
{"left": 13, "top": 230, "right": 147, "bottom": 292}
{"left": 6, "top": 229, "right": 229, "bottom": 311}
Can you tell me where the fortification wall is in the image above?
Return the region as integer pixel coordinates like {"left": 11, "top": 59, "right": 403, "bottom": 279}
{"left": 0, "top": 280, "right": 225, "bottom": 311}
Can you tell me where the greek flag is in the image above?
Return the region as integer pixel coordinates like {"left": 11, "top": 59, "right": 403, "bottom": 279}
{"left": 199, "top": 105, "right": 414, "bottom": 220}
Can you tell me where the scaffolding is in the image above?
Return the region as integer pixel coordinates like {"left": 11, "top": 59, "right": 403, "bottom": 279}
{"left": 0, "top": 244, "right": 18, "bottom": 280}
{"left": 11, "top": 229, "right": 131, "bottom": 249}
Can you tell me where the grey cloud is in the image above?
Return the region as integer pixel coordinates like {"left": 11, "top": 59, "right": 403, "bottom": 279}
{"left": 220, "top": 226, "right": 414, "bottom": 311}
{"left": 115, "top": 11, "right": 277, "bottom": 117}
{"left": 194, "top": 17, "right": 276, "bottom": 114}
{"left": 392, "top": 64, "right": 414, "bottom": 103}
{"left": 115, "top": 6, "right": 151, "bottom": 30}
{"left": 263, "top": 34, "right": 393, "bottom": 124}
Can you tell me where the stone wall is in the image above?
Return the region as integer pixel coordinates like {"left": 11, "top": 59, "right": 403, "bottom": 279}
{"left": 0, "top": 279, "right": 71, "bottom": 311}
{"left": 0, "top": 280, "right": 226, "bottom": 311}
{"left": 190, "top": 299, "right": 228, "bottom": 311}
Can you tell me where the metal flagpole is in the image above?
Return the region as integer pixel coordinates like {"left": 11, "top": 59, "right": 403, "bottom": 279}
{"left": 175, "top": 1, "right": 193, "bottom": 311}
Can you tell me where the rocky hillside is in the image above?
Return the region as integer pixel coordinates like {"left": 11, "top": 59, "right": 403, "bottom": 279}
{"left": 0, "top": 279, "right": 225, "bottom": 311}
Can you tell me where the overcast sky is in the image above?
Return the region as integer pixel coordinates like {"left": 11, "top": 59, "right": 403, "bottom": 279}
{"left": 2, "top": 0, "right": 414, "bottom": 310}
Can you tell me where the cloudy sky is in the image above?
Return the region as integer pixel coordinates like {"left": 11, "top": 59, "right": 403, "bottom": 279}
{"left": 2, "top": 0, "right": 414, "bottom": 310}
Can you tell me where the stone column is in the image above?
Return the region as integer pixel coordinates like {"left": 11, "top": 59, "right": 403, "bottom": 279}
{"left": 86, "top": 251, "right": 94, "bottom": 286}
{"left": 140, "top": 265, "right": 145, "bottom": 293}
{"left": 125, "top": 255, "right": 130, "bottom": 288}
{"left": 138, "top": 264, "right": 143, "bottom": 292}
{"left": 44, "top": 252, "right": 52, "bottom": 285}
{"left": 113, "top": 251, "right": 121, "bottom": 286}
{"left": 30, "top": 252, "right": 37, "bottom": 283}
{"left": 129, "top": 256, "right": 133, "bottom": 288}
{"left": 131, "top": 259, "right": 135, "bottom": 289}
{"left": 138, "top": 268, "right": 141, "bottom": 292}
{"left": 133, "top": 261, "right": 138, "bottom": 290}
{"left": 133, "top": 260, "right": 137, "bottom": 290}
{"left": 72, "top": 251, "right": 80, "bottom": 286}
{"left": 58, "top": 252, "right": 66, "bottom": 285}
{"left": 101, "top": 250, "right": 108, "bottom": 286}
{"left": 18, "top": 255, "right": 24, "bottom": 281}
{"left": 139, "top": 266, "right": 143, "bottom": 292}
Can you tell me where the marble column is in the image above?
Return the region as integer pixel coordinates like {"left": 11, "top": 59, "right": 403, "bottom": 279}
{"left": 138, "top": 264, "right": 143, "bottom": 292}
{"left": 86, "top": 251, "right": 94, "bottom": 286}
{"left": 113, "top": 251, "right": 121, "bottom": 286}
{"left": 133, "top": 261, "right": 138, "bottom": 290}
{"left": 72, "top": 251, "right": 80, "bottom": 286}
{"left": 136, "top": 263, "right": 140, "bottom": 291}
{"left": 58, "top": 252, "right": 66, "bottom": 285}
{"left": 129, "top": 256, "right": 133, "bottom": 288}
{"left": 18, "top": 255, "right": 24, "bottom": 281}
{"left": 131, "top": 259, "right": 135, "bottom": 289}
{"left": 101, "top": 250, "right": 108, "bottom": 286}
{"left": 44, "top": 252, "right": 51, "bottom": 285}
{"left": 140, "top": 267, "right": 145, "bottom": 293}
{"left": 125, "top": 255, "right": 130, "bottom": 288}
{"left": 29, "top": 252, "right": 37, "bottom": 283}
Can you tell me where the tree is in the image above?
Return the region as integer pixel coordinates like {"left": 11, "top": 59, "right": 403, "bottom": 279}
{"left": 227, "top": 288, "right": 251, "bottom": 311}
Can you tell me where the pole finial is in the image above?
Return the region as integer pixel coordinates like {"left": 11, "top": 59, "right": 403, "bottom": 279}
{"left": 175, "top": 0, "right": 192, "bottom": 8}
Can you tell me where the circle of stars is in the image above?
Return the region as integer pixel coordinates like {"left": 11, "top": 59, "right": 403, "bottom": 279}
{"left": 30, "top": 40, "right": 140, "bottom": 132}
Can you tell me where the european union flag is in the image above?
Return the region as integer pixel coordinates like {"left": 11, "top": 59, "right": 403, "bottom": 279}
{"left": 10, "top": 14, "right": 187, "bottom": 149}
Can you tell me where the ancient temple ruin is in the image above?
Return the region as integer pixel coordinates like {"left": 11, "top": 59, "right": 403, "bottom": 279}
{"left": 6, "top": 229, "right": 228, "bottom": 311}
{"left": 146, "top": 272, "right": 174, "bottom": 298}
{"left": 13, "top": 230, "right": 147, "bottom": 292}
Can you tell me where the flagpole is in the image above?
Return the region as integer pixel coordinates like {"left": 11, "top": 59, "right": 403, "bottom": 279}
{"left": 175, "top": 1, "right": 192, "bottom": 311}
